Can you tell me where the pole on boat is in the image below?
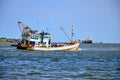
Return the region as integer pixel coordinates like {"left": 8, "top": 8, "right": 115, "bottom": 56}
{"left": 18, "top": 21, "right": 25, "bottom": 34}
{"left": 60, "top": 26, "right": 72, "bottom": 41}
{"left": 71, "top": 25, "right": 75, "bottom": 42}
{"left": 36, "top": 21, "right": 39, "bottom": 30}
{"left": 18, "top": 21, "right": 26, "bottom": 40}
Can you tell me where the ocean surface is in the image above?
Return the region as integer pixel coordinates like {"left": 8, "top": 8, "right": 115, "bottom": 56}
{"left": 0, "top": 43, "right": 120, "bottom": 80}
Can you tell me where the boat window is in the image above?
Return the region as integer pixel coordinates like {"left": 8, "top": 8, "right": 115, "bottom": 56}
{"left": 43, "top": 42, "right": 46, "bottom": 45}
{"left": 36, "top": 42, "right": 38, "bottom": 45}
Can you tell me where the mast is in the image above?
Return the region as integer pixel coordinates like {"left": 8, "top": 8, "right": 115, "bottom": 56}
{"left": 71, "top": 25, "right": 75, "bottom": 42}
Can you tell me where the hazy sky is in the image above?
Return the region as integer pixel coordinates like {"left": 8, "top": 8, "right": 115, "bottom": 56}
{"left": 0, "top": 0, "right": 120, "bottom": 43}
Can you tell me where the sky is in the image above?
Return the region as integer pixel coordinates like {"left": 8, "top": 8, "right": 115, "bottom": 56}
{"left": 0, "top": 0, "right": 120, "bottom": 43}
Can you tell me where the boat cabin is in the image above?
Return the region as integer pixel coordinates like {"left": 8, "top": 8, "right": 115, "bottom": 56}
{"left": 20, "top": 28, "right": 52, "bottom": 48}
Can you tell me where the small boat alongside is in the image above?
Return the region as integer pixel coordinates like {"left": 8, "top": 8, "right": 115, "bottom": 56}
{"left": 17, "top": 21, "right": 80, "bottom": 51}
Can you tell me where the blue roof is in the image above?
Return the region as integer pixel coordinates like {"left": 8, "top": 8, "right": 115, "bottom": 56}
{"left": 42, "top": 31, "right": 50, "bottom": 35}
{"left": 44, "top": 32, "right": 50, "bottom": 35}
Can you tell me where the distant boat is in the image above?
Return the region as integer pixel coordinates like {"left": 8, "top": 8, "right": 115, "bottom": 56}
{"left": 16, "top": 21, "right": 80, "bottom": 51}
{"left": 82, "top": 37, "right": 93, "bottom": 44}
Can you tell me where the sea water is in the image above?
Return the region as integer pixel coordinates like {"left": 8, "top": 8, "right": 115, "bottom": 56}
{"left": 0, "top": 43, "right": 120, "bottom": 80}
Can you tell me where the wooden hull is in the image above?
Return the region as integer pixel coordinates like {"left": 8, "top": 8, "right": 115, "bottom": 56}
{"left": 27, "top": 42, "right": 80, "bottom": 51}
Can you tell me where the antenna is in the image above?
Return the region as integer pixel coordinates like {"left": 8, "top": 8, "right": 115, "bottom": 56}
{"left": 36, "top": 21, "right": 39, "bottom": 30}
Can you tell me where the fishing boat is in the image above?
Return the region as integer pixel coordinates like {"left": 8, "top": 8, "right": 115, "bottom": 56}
{"left": 17, "top": 21, "right": 80, "bottom": 51}
{"left": 82, "top": 37, "right": 93, "bottom": 44}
